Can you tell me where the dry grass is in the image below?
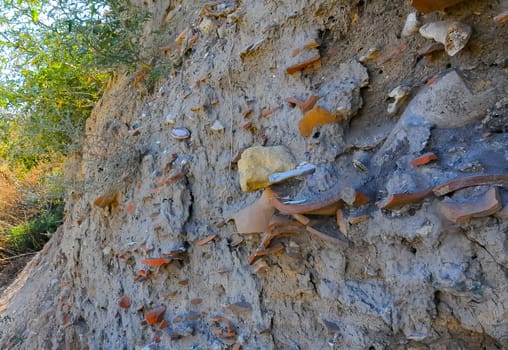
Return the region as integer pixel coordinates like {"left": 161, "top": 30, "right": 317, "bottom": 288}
{"left": 0, "top": 160, "right": 63, "bottom": 262}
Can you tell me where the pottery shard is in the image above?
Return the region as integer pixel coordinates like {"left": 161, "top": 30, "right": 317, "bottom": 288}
{"left": 145, "top": 305, "right": 167, "bottom": 325}
{"left": 411, "top": 0, "right": 466, "bottom": 13}
{"left": 438, "top": 188, "right": 501, "bottom": 224}
{"left": 237, "top": 146, "right": 296, "bottom": 192}
{"left": 231, "top": 190, "right": 274, "bottom": 233}
{"left": 298, "top": 60, "right": 368, "bottom": 137}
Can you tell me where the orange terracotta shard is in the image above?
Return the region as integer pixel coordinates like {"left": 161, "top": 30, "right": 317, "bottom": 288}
{"left": 433, "top": 174, "right": 508, "bottom": 197}
{"left": 377, "top": 188, "right": 433, "bottom": 209}
{"left": 336, "top": 209, "right": 348, "bottom": 236}
{"left": 286, "top": 55, "right": 321, "bottom": 74}
{"left": 438, "top": 188, "right": 501, "bottom": 223}
{"left": 125, "top": 202, "right": 136, "bottom": 214}
{"left": 265, "top": 187, "right": 343, "bottom": 215}
{"left": 190, "top": 298, "right": 203, "bottom": 305}
{"left": 231, "top": 191, "right": 275, "bottom": 233}
{"left": 254, "top": 259, "right": 269, "bottom": 274}
{"left": 411, "top": 0, "right": 466, "bottom": 13}
{"left": 494, "top": 11, "right": 508, "bottom": 24}
{"left": 262, "top": 219, "right": 307, "bottom": 248}
{"left": 118, "top": 295, "right": 131, "bottom": 309}
{"left": 261, "top": 106, "right": 281, "bottom": 118}
{"left": 145, "top": 305, "right": 166, "bottom": 325}
{"left": 285, "top": 95, "right": 320, "bottom": 113}
{"left": 196, "top": 234, "right": 217, "bottom": 246}
{"left": 411, "top": 152, "right": 438, "bottom": 167}
{"left": 141, "top": 258, "right": 172, "bottom": 267}
{"left": 211, "top": 315, "right": 236, "bottom": 338}
{"left": 348, "top": 215, "right": 369, "bottom": 225}
{"left": 298, "top": 106, "right": 342, "bottom": 137}
{"left": 94, "top": 190, "right": 120, "bottom": 209}
{"left": 248, "top": 244, "right": 284, "bottom": 265}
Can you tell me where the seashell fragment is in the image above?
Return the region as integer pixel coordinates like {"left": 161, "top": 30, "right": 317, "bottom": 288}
{"left": 210, "top": 120, "right": 225, "bottom": 132}
{"left": 401, "top": 12, "right": 421, "bottom": 37}
{"left": 387, "top": 86, "right": 412, "bottom": 115}
{"left": 419, "top": 21, "right": 471, "bottom": 56}
{"left": 165, "top": 113, "right": 176, "bottom": 125}
{"left": 171, "top": 127, "right": 191, "bottom": 140}
{"left": 358, "top": 48, "right": 380, "bottom": 63}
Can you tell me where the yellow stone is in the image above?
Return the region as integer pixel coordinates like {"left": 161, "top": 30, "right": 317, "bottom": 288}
{"left": 238, "top": 146, "right": 296, "bottom": 192}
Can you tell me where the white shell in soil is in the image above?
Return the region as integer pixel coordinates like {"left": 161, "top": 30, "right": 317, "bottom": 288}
{"left": 419, "top": 21, "right": 471, "bottom": 56}
{"left": 401, "top": 12, "right": 421, "bottom": 37}
{"left": 210, "top": 120, "right": 225, "bottom": 132}
{"left": 171, "top": 127, "right": 191, "bottom": 140}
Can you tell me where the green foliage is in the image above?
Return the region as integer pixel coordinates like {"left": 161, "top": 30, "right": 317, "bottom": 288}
{"left": 4, "top": 199, "right": 63, "bottom": 253}
{"left": 0, "top": 0, "right": 149, "bottom": 170}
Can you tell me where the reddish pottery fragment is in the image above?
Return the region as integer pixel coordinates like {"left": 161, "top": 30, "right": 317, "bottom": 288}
{"left": 248, "top": 244, "right": 285, "bottom": 265}
{"left": 140, "top": 244, "right": 153, "bottom": 254}
{"left": 178, "top": 279, "right": 189, "bottom": 286}
{"left": 411, "top": 152, "right": 438, "bottom": 167}
{"left": 232, "top": 344, "right": 242, "bottom": 350}
{"left": 190, "top": 298, "right": 203, "bottom": 305}
{"left": 118, "top": 295, "right": 131, "bottom": 309}
{"left": 94, "top": 190, "right": 120, "bottom": 209}
{"left": 433, "top": 174, "right": 508, "bottom": 196}
{"left": 494, "top": 11, "right": 508, "bottom": 24}
{"left": 285, "top": 95, "right": 320, "bottom": 113}
{"left": 377, "top": 188, "right": 433, "bottom": 209}
{"left": 348, "top": 215, "right": 369, "bottom": 225}
{"left": 125, "top": 202, "right": 136, "bottom": 215}
{"left": 145, "top": 305, "right": 166, "bottom": 325}
{"left": 196, "top": 234, "right": 217, "bottom": 246}
{"left": 298, "top": 106, "right": 342, "bottom": 137}
{"left": 159, "top": 319, "right": 169, "bottom": 329}
{"left": 265, "top": 187, "right": 343, "bottom": 215}
{"left": 438, "top": 188, "right": 501, "bottom": 223}
{"left": 187, "top": 311, "right": 201, "bottom": 321}
{"left": 262, "top": 219, "right": 307, "bottom": 248}
{"left": 211, "top": 315, "right": 236, "bottom": 338}
{"left": 254, "top": 259, "right": 269, "bottom": 275}
{"left": 225, "top": 301, "right": 253, "bottom": 314}
{"left": 231, "top": 190, "right": 275, "bottom": 233}
{"left": 411, "top": 0, "right": 467, "bottom": 13}
{"left": 286, "top": 55, "right": 321, "bottom": 74}
{"left": 261, "top": 106, "right": 281, "bottom": 118}
{"left": 291, "top": 213, "right": 310, "bottom": 225}
{"left": 336, "top": 209, "right": 348, "bottom": 236}
{"left": 376, "top": 42, "right": 407, "bottom": 65}
{"left": 162, "top": 291, "right": 178, "bottom": 299}
{"left": 141, "top": 258, "right": 172, "bottom": 267}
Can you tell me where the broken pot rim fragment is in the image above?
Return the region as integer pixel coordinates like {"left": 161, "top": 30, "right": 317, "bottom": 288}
{"left": 438, "top": 187, "right": 501, "bottom": 223}
{"left": 432, "top": 174, "right": 508, "bottom": 196}
{"left": 265, "top": 185, "right": 369, "bottom": 215}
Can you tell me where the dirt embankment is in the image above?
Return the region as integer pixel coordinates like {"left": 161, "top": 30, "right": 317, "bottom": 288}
{"left": 1, "top": 0, "right": 508, "bottom": 349}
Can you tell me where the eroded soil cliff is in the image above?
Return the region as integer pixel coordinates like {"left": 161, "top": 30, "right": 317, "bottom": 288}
{"left": 1, "top": 0, "right": 508, "bottom": 349}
